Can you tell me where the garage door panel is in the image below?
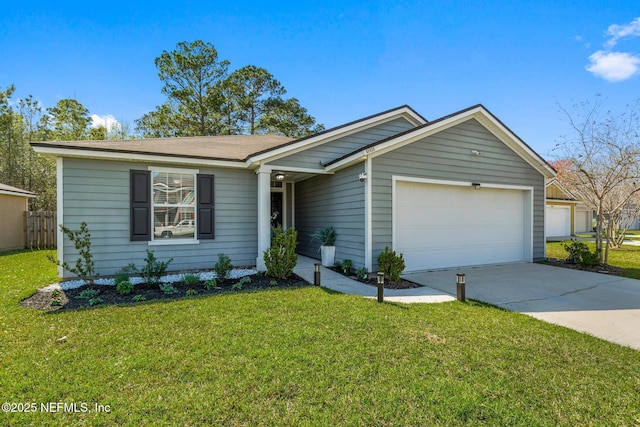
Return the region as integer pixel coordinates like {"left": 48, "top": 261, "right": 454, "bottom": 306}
{"left": 395, "top": 181, "right": 526, "bottom": 271}
{"left": 545, "top": 206, "right": 571, "bottom": 237}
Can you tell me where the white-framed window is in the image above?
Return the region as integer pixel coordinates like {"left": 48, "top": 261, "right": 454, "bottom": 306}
{"left": 150, "top": 167, "right": 198, "bottom": 242}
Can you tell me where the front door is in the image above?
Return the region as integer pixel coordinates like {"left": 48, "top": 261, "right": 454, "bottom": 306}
{"left": 271, "top": 192, "right": 283, "bottom": 228}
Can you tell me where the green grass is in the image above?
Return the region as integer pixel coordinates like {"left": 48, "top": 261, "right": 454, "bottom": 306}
{"left": 2, "top": 250, "right": 640, "bottom": 426}
{"left": 547, "top": 241, "right": 640, "bottom": 279}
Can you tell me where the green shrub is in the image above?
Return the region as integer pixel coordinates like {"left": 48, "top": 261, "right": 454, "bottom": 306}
{"left": 130, "top": 250, "right": 173, "bottom": 286}
{"left": 77, "top": 288, "right": 100, "bottom": 300}
{"left": 47, "top": 222, "right": 96, "bottom": 285}
{"left": 214, "top": 253, "right": 233, "bottom": 281}
{"left": 182, "top": 273, "right": 200, "bottom": 286}
{"left": 355, "top": 267, "right": 368, "bottom": 283}
{"left": 88, "top": 297, "right": 103, "bottom": 306}
{"left": 159, "top": 283, "right": 177, "bottom": 295}
{"left": 377, "top": 247, "right": 405, "bottom": 282}
{"left": 264, "top": 227, "right": 298, "bottom": 279}
{"left": 116, "top": 280, "right": 134, "bottom": 295}
{"left": 341, "top": 259, "right": 353, "bottom": 275}
{"left": 562, "top": 240, "right": 600, "bottom": 266}
{"left": 114, "top": 266, "right": 135, "bottom": 285}
{"left": 204, "top": 278, "right": 219, "bottom": 290}
{"left": 186, "top": 288, "right": 198, "bottom": 297}
{"left": 131, "top": 294, "right": 146, "bottom": 302}
{"left": 232, "top": 276, "right": 251, "bottom": 291}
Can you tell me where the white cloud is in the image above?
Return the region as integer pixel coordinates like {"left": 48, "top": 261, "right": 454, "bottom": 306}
{"left": 586, "top": 50, "right": 640, "bottom": 82}
{"left": 586, "top": 17, "right": 640, "bottom": 82}
{"left": 606, "top": 17, "right": 640, "bottom": 48}
{"left": 91, "top": 114, "right": 120, "bottom": 130}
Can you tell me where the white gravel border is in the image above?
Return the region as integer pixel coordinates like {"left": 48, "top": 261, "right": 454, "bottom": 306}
{"left": 41, "top": 268, "right": 258, "bottom": 292}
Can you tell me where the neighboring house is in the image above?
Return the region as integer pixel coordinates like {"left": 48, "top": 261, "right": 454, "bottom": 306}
{"left": 0, "top": 183, "right": 36, "bottom": 252}
{"left": 545, "top": 179, "right": 593, "bottom": 237}
{"left": 32, "top": 104, "right": 555, "bottom": 277}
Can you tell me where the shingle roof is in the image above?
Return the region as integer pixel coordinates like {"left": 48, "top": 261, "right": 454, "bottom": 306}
{"left": 31, "top": 134, "right": 295, "bottom": 162}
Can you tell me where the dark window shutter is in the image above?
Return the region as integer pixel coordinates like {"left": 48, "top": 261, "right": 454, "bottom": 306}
{"left": 130, "top": 170, "right": 151, "bottom": 241}
{"left": 197, "top": 174, "right": 215, "bottom": 239}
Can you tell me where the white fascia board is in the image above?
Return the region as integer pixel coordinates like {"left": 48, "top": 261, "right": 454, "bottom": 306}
{"left": 246, "top": 107, "right": 426, "bottom": 167}
{"left": 472, "top": 109, "right": 556, "bottom": 178}
{"left": 266, "top": 166, "right": 334, "bottom": 175}
{"left": 0, "top": 190, "right": 36, "bottom": 197}
{"left": 32, "top": 146, "right": 246, "bottom": 169}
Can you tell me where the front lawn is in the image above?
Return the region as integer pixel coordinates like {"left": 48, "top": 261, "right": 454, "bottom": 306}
{"left": 2, "top": 250, "right": 640, "bottom": 425}
{"left": 547, "top": 241, "right": 640, "bottom": 280}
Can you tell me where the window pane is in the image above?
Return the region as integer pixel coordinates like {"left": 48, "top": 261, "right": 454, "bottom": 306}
{"left": 153, "top": 206, "right": 195, "bottom": 239}
{"left": 153, "top": 172, "right": 195, "bottom": 205}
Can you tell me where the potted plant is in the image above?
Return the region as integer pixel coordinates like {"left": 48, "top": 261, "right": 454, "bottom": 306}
{"left": 311, "top": 226, "right": 337, "bottom": 266}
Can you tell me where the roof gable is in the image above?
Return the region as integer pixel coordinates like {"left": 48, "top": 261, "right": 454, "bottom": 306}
{"left": 546, "top": 178, "right": 578, "bottom": 200}
{"left": 324, "top": 104, "right": 556, "bottom": 179}
{"left": 245, "top": 105, "right": 427, "bottom": 166}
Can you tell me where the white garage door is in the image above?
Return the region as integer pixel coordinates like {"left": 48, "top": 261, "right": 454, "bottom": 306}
{"left": 394, "top": 181, "right": 528, "bottom": 271}
{"left": 545, "top": 205, "right": 571, "bottom": 237}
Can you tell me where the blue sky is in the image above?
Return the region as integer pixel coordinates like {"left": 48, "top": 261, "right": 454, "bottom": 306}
{"left": 1, "top": 1, "right": 639, "bottom": 158}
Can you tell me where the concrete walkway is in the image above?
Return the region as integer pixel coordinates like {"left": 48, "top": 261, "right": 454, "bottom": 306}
{"left": 294, "top": 256, "right": 455, "bottom": 304}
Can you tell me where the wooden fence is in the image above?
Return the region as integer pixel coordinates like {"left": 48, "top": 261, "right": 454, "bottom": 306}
{"left": 24, "top": 211, "right": 57, "bottom": 249}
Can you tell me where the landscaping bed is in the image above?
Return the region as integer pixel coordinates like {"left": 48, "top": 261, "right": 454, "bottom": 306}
{"left": 20, "top": 272, "right": 310, "bottom": 311}
{"left": 327, "top": 266, "right": 422, "bottom": 289}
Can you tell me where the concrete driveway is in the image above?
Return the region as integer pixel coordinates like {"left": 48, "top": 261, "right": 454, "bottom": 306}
{"left": 403, "top": 263, "right": 640, "bottom": 350}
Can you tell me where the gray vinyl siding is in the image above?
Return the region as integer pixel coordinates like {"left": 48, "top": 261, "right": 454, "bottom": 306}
{"left": 371, "top": 119, "right": 546, "bottom": 269}
{"left": 295, "top": 163, "right": 366, "bottom": 267}
{"left": 61, "top": 158, "right": 258, "bottom": 277}
{"left": 268, "top": 118, "right": 415, "bottom": 170}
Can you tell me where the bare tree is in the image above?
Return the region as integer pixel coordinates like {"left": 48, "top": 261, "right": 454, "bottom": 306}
{"left": 554, "top": 96, "right": 640, "bottom": 265}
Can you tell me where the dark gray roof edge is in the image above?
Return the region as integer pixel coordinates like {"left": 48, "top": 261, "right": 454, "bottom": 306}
{"left": 245, "top": 104, "right": 428, "bottom": 160}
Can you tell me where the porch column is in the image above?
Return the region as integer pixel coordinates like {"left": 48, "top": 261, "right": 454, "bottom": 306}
{"left": 256, "top": 166, "right": 272, "bottom": 271}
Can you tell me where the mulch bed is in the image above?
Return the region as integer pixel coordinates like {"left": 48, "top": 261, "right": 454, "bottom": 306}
{"left": 327, "top": 267, "right": 422, "bottom": 289}
{"left": 543, "top": 259, "right": 624, "bottom": 275}
{"left": 20, "top": 273, "right": 310, "bottom": 312}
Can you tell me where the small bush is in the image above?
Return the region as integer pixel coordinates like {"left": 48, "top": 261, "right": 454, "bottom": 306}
{"left": 88, "top": 297, "right": 103, "bottom": 306}
{"left": 232, "top": 276, "right": 251, "bottom": 291}
{"left": 159, "top": 283, "right": 177, "bottom": 295}
{"left": 130, "top": 250, "right": 173, "bottom": 286}
{"left": 562, "top": 240, "right": 600, "bottom": 266}
{"left": 341, "top": 259, "right": 353, "bottom": 275}
{"left": 116, "top": 280, "right": 134, "bottom": 295}
{"left": 114, "top": 266, "right": 134, "bottom": 285}
{"left": 204, "top": 278, "right": 219, "bottom": 290}
{"left": 132, "top": 294, "right": 146, "bottom": 302}
{"left": 355, "top": 267, "right": 368, "bottom": 283}
{"left": 264, "top": 227, "right": 298, "bottom": 279}
{"left": 377, "top": 247, "right": 405, "bottom": 282}
{"left": 186, "top": 288, "right": 198, "bottom": 297}
{"left": 269, "top": 279, "right": 278, "bottom": 287}
{"left": 182, "top": 273, "right": 200, "bottom": 286}
{"left": 214, "top": 253, "right": 233, "bottom": 281}
{"left": 77, "top": 289, "right": 100, "bottom": 300}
